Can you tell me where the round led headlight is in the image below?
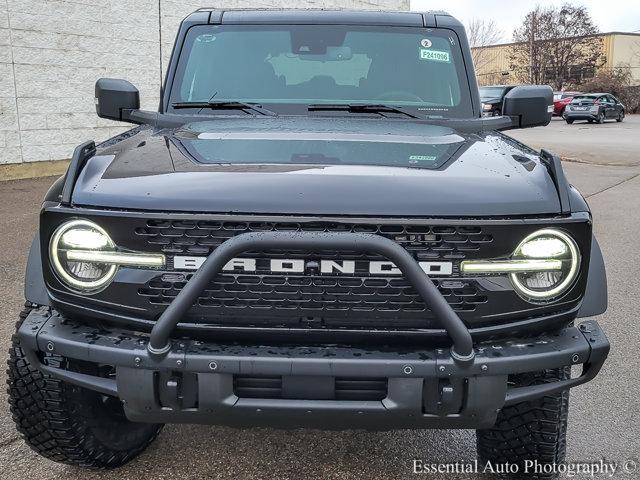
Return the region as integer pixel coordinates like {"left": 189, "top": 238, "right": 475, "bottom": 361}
{"left": 50, "top": 219, "right": 166, "bottom": 293}
{"left": 49, "top": 220, "right": 118, "bottom": 292}
{"left": 509, "top": 229, "right": 580, "bottom": 300}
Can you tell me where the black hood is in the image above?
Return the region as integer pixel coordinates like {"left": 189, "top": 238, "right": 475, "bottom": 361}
{"left": 73, "top": 117, "right": 561, "bottom": 217}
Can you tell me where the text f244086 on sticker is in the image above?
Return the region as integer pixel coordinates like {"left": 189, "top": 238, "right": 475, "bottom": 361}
{"left": 419, "top": 49, "right": 450, "bottom": 62}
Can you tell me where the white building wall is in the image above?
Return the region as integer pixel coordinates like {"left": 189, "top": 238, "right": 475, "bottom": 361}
{"left": 0, "top": 0, "right": 409, "bottom": 167}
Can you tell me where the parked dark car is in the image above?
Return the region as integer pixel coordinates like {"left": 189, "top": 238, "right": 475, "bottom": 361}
{"left": 479, "top": 85, "right": 516, "bottom": 115}
{"left": 553, "top": 91, "right": 581, "bottom": 116}
{"left": 8, "top": 9, "right": 608, "bottom": 479}
{"left": 564, "top": 93, "right": 625, "bottom": 124}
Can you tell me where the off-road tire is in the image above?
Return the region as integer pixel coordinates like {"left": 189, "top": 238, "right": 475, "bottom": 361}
{"left": 476, "top": 368, "right": 570, "bottom": 479}
{"left": 7, "top": 304, "right": 163, "bottom": 469}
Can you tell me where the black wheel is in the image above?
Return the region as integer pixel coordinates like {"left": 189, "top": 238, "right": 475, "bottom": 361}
{"left": 587, "top": 119, "right": 593, "bottom": 123}
{"left": 7, "top": 305, "right": 163, "bottom": 469}
{"left": 596, "top": 111, "right": 605, "bottom": 124}
{"left": 617, "top": 110, "right": 624, "bottom": 122}
{"left": 476, "top": 368, "right": 570, "bottom": 479}
{"left": 565, "top": 118, "right": 573, "bottom": 124}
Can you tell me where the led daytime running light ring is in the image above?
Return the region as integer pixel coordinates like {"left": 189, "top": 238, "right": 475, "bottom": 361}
{"left": 49, "top": 220, "right": 117, "bottom": 291}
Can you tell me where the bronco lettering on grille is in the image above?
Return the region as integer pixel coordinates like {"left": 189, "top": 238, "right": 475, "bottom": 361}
{"left": 173, "top": 256, "right": 453, "bottom": 276}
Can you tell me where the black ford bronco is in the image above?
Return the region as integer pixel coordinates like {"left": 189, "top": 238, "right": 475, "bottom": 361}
{"left": 8, "top": 9, "right": 609, "bottom": 476}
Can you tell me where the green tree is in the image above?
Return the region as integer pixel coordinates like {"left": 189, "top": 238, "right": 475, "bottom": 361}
{"left": 509, "top": 3, "right": 605, "bottom": 89}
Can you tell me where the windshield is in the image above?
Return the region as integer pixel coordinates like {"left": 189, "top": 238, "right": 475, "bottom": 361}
{"left": 479, "top": 87, "right": 506, "bottom": 99}
{"left": 169, "top": 25, "right": 472, "bottom": 117}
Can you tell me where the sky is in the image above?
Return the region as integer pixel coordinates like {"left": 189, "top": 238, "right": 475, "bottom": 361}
{"left": 410, "top": 0, "right": 640, "bottom": 44}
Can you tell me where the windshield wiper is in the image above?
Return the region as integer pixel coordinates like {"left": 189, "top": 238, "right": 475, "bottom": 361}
{"left": 308, "top": 103, "right": 420, "bottom": 119}
{"left": 171, "top": 101, "right": 277, "bottom": 116}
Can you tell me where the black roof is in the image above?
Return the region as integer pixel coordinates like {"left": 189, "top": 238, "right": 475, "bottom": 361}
{"left": 187, "top": 8, "right": 462, "bottom": 28}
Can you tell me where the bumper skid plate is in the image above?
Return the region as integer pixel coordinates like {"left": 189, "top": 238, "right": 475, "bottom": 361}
{"left": 19, "top": 307, "right": 609, "bottom": 429}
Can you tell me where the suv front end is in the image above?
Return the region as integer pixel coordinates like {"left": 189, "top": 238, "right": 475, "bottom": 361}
{"left": 20, "top": 204, "right": 607, "bottom": 430}
{"left": 9, "top": 9, "right": 609, "bottom": 477}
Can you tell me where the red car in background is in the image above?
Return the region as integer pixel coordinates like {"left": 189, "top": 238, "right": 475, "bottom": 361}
{"left": 553, "top": 91, "right": 581, "bottom": 116}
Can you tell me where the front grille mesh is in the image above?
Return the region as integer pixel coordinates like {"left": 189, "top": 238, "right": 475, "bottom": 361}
{"left": 135, "top": 220, "right": 493, "bottom": 259}
{"left": 138, "top": 274, "right": 487, "bottom": 329}
{"left": 135, "top": 219, "right": 494, "bottom": 330}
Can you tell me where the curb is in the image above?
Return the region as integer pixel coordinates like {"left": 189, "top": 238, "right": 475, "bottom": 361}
{"left": 0, "top": 160, "right": 69, "bottom": 182}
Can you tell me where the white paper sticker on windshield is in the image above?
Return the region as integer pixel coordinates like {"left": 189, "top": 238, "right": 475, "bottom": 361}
{"left": 420, "top": 38, "right": 432, "bottom": 48}
{"left": 420, "top": 49, "right": 450, "bottom": 62}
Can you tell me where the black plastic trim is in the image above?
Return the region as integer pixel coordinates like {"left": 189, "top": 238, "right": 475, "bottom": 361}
{"left": 24, "top": 233, "right": 49, "bottom": 306}
{"left": 48, "top": 292, "right": 581, "bottom": 345}
{"left": 42, "top": 204, "right": 592, "bottom": 225}
{"left": 18, "top": 309, "right": 609, "bottom": 429}
{"left": 504, "top": 320, "right": 608, "bottom": 405}
{"left": 60, "top": 140, "right": 96, "bottom": 206}
{"left": 577, "top": 236, "right": 607, "bottom": 317}
{"left": 219, "top": 10, "right": 424, "bottom": 26}
{"left": 540, "top": 149, "right": 572, "bottom": 214}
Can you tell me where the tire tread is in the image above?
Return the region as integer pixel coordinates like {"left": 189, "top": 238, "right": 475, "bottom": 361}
{"left": 7, "top": 304, "right": 162, "bottom": 469}
{"left": 476, "top": 368, "right": 570, "bottom": 479}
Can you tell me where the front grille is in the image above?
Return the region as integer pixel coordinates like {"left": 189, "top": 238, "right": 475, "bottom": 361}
{"left": 44, "top": 210, "right": 591, "bottom": 336}
{"left": 233, "top": 375, "right": 388, "bottom": 400}
{"left": 138, "top": 274, "right": 487, "bottom": 329}
{"left": 135, "top": 219, "right": 495, "bottom": 330}
{"left": 135, "top": 220, "right": 493, "bottom": 259}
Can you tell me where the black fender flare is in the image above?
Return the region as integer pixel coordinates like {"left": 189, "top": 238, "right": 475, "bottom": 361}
{"left": 24, "top": 233, "right": 49, "bottom": 306}
{"left": 577, "top": 235, "right": 607, "bottom": 317}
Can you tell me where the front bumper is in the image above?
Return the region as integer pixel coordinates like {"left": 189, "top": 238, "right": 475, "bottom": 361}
{"left": 19, "top": 307, "right": 609, "bottom": 430}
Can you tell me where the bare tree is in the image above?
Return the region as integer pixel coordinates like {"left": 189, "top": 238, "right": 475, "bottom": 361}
{"left": 509, "top": 3, "right": 605, "bottom": 89}
{"left": 467, "top": 19, "right": 504, "bottom": 77}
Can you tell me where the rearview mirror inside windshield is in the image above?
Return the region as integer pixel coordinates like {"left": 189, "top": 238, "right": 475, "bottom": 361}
{"left": 298, "top": 46, "right": 353, "bottom": 61}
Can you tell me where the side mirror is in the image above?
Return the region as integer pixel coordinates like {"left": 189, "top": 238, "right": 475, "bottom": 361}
{"left": 502, "top": 85, "right": 553, "bottom": 129}
{"left": 95, "top": 78, "right": 140, "bottom": 122}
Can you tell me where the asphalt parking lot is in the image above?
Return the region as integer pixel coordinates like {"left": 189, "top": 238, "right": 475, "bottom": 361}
{"left": 0, "top": 116, "right": 638, "bottom": 479}
{"left": 509, "top": 115, "right": 640, "bottom": 166}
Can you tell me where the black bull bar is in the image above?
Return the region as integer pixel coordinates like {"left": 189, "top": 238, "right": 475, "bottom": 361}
{"left": 146, "top": 231, "right": 475, "bottom": 364}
